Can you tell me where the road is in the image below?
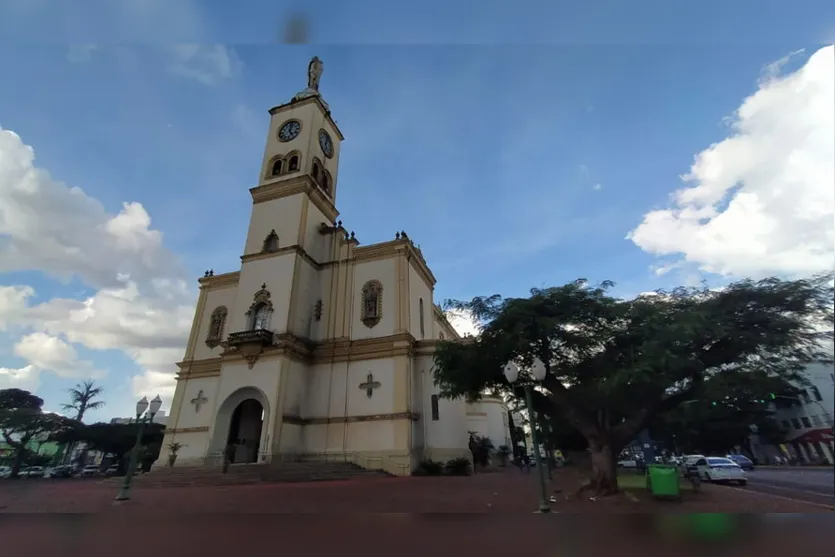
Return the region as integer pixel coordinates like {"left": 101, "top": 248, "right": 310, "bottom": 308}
{"left": 742, "top": 467, "right": 834, "bottom": 507}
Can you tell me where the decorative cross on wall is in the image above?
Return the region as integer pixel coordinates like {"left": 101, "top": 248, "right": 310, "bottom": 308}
{"left": 359, "top": 373, "right": 381, "bottom": 398}
{"left": 191, "top": 390, "right": 208, "bottom": 412}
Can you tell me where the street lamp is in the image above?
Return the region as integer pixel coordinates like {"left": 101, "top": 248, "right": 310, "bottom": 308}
{"left": 504, "top": 359, "right": 551, "bottom": 513}
{"left": 114, "top": 395, "right": 162, "bottom": 501}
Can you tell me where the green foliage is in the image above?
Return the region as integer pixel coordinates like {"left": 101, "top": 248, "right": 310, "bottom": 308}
{"left": 53, "top": 421, "right": 165, "bottom": 462}
{"left": 0, "top": 388, "right": 78, "bottom": 477}
{"left": 468, "top": 432, "right": 494, "bottom": 468}
{"left": 434, "top": 274, "right": 834, "bottom": 494}
{"left": 60, "top": 381, "right": 105, "bottom": 422}
{"left": 413, "top": 459, "right": 444, "bottom": 476}
{"left": 649, "top": 372, "right": 795, "bottom": 454}
{"left": 443, "top": 457, "right": 472, "bottom": 476}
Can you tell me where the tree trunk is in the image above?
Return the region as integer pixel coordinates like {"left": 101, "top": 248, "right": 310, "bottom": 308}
{"left": 587, "top": 443, "right": 619, "bottom": 496}
{"left": 10, "top": 447, "right": 25, "bottom": 478}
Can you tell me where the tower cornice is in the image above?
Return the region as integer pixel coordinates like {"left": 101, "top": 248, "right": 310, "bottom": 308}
{"left": 268, "top": 96, "right": 345, "bottom": 140}
{"left": 250, "top": 174, "right": 339, "bottom": 222}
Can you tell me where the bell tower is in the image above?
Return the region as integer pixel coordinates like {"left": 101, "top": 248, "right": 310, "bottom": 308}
{"left": 257, "top": 56, "right": 345, "bottom": 202}
{"left": 234, "top": 56, "right": 345, "bottom": 337}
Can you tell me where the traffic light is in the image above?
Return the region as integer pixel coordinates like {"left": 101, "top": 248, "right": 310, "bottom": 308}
{"left": 768, "top": 393, "right": 776, "bottom": 400}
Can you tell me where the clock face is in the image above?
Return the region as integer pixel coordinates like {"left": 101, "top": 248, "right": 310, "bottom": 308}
{"left": 278, "top": 120, "right": 301, "bottom": 142}
{"left": 318, "top": 129, "right": 334, "bottom": 158}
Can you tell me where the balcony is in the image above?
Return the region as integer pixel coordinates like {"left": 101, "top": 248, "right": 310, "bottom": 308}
{"left": 227, "top": 329, "right": 274, "bottom": 347}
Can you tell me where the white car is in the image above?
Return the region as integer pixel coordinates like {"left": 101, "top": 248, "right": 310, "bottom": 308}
{"left": 694, "top": 456, "right": 747, "bottom": 485}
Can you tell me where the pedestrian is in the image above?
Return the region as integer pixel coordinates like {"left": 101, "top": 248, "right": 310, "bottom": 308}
{"left": 523, "top": 454, "right": 531, "bottom": 474}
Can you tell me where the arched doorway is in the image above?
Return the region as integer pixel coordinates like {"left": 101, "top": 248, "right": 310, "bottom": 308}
{"left": 209, "top": 387, "right": 271, "bottom": 464}
{"left": 227, "top": 399, "right": 264, "bottom": 464}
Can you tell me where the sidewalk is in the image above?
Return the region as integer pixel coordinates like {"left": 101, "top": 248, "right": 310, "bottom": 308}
{"left": 1, "top": 467, "right": 829, "bottom": 513}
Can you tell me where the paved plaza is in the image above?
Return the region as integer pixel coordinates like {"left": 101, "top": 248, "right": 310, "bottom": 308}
{"left": 1, "top": 468, "right": 829, "bottom": 514}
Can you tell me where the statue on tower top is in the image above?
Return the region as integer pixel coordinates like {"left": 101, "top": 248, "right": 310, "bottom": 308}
{"left": 292, "top": 55, "right": 329, "bottom": 110}
{"left": 307, "top": 56, "right": 323, "bottom": 90}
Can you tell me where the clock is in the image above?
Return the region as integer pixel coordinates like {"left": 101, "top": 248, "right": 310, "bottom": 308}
{"left": 318, "top": 129, "right": 334, "bottom": 158}
{"left": 278, "top": 120, "right": 301, "bottom": 142}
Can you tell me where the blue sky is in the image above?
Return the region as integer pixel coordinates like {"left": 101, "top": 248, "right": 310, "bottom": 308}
{"left": 0, "top": 0, "right": 833, "bottom": 422}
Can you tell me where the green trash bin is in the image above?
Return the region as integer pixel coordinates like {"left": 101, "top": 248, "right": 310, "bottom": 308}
{"left": 646, "top": 464, "right": 680, "bottom": 498}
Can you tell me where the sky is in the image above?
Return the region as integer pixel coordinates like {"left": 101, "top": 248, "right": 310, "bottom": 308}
{"left": 0, "top": 1, "right": 833, "bottom": 422}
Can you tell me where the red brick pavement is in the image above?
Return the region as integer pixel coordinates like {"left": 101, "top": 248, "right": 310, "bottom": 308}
{"left": 1, "top": 470, "right": 831, "bottom": 557}
{"left": 0, "top": 468, "right": 828, "bottom": 514}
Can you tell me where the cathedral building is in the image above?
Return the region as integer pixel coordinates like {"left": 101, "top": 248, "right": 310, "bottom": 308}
{"left": 157, "top": 57, "right": 478, "bottom": 474}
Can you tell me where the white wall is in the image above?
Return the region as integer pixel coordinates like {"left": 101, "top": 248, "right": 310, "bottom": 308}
{"left": 244, "top": 194, "right": 304, "bottom": 254}
{"left": 191, "top": 285, "right": 238, "bottom": 361}
{"left": 408, "top": 265, "right": 433, "bottom": 340}
{"left": 350, "top": 258, "right": 397, "bottom": 340}
{"left": 232, "top": 253, "right": 296, "bottom": 333}
{"left": 418, "top": 357, "right": 468, "bottom": 452}
{"left": 775, "top": 363, "right": 835, "bottom": 439}
{"left": 467, "top": 398, "right": 511, "bottom": 449}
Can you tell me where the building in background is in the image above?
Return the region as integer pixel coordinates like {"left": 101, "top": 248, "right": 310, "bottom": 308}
{"left": 466, "top": 396, "right": 512, "bottom": 450}
{"left": 109, "top": 411, "right": 169, "bottom": 427}
{"left": 772, "top": 363, "right": 834, "bottom": 464}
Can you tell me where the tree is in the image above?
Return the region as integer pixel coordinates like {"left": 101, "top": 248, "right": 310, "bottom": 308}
{"left": 0, "top": 389, "right": 78, "bottom": 477}
{"left": 57, "top": 380, "right": 105, "bottom": 464}
{"left": 60, "top": 381, "right": 105, "bottom": 421}
{"left": 433, "top": 275, "right": 833, "bottom": 496}
{"left": 648, "top": 371, "right": 798, "bottom": 456}
{"left": 52, "top": 422, "right": 164, "bottom": 473}
{"left": 468, "top": 432, "right": 494, "bottom": 470}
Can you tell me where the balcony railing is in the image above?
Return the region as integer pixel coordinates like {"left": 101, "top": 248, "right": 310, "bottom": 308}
{"left": 227, "top": 329, "right": 274, "bottom": 347}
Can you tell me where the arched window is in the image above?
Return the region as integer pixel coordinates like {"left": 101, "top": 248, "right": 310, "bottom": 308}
{"left": 252, "top": 304, "right": 270, "bottom": 330}
{"left": 246, "top": 283, "right": 273, "bottom": 332}
{"left": 262, "top": 229, "right": 279, "bottom": 252}
{"left": 321, "top": 172, "right": 330, "bottom": 194}
{"left": 271, "top": 159, "right": 283, "bottom": 176}
{"left": 312, "top": 162, "right": 320, "bottom": 181}
{"left": 419, "top": 297, "right": 425, "bottom": 339}
{"left": 431, "top": 395, "right": 440, "bottom": 421}
{"left": 288, "top": 154, "right": 300, "bottom": 172}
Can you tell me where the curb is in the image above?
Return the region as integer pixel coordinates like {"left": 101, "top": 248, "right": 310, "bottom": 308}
{"left": 718, "top": 484, "right": 835, "bottom": 510}
{"left": 756, "top": 466, "right": 834, "bottom": 471}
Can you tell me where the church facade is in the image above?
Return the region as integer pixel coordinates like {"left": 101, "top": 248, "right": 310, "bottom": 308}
{"left": 156, "top": 58, "right": 472, "bottom": 474}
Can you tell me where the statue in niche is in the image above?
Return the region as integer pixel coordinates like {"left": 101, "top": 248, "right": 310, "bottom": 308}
{"left": 206, "top": 306, "right": 227, "bottom": 347}
{"left": 262, "top": 230, "right": 279, "bottom": 252}
{"left": 361, "top": 280, "right": 383, "bottom": 328}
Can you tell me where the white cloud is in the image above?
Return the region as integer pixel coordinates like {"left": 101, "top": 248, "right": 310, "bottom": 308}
{"left": 13, "top": 332, "right": 103, "bottom": 379}
{"left": 0, "top": 364, "right": 39, "bottom": 392}
{"left": 628, "top": 46, "right": 835, "bottom": 280}
{"left": 0, "top": 126, "right": 193, "bottom": 400}
{"left": 166, "top": 44, "right": 242, "bottom": 86}
{"left": 0, "top": 285, "right": 33, "bottom": 331}
{"left": 592, "top": 183, "right": 603, "bottom": 191}
{"left": 445, "top": 309, "right": 481, "bottom": 338}
{"left": 0, "top": 128, "right": 184, "bottom": 289}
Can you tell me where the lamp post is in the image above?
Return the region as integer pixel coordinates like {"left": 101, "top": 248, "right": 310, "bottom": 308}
{"left": 504, "top": 359, "right": 551, "bottom": 513}
{"left": 114, "top": 395, "right": 162, "bottom": 501}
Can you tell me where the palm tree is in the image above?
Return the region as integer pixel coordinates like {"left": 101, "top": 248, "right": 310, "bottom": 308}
{"left": 60, "top": 380, "right": 105, "bottom": 422}
{"left": 58, "top": 381, "right": 105, "bottom": 465}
